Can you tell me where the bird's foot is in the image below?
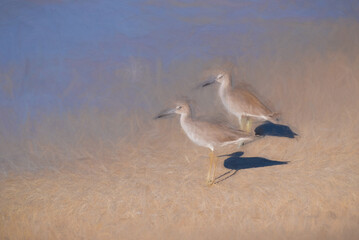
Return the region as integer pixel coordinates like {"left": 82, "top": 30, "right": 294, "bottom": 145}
{"left": 206, "top": 179, "right": 214, "bottom": 186}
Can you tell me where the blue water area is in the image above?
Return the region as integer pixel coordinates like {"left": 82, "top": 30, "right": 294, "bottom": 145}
{"left": 0, "top": 0, "right": 357, "bottom": 131}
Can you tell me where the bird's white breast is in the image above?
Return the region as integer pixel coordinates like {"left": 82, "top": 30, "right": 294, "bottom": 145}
{"left": 219, "top": 87, "right": 244, "bottom": 117}
{"left": 180, "top": 117, "right": 213, "bottom": 150}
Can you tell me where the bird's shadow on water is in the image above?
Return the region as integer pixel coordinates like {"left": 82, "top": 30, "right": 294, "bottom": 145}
{"left": 254, "top": 121, "right": 297, "bottom": 138}
{"left": 215, "top": 152, "right": 288, "bottom": 184}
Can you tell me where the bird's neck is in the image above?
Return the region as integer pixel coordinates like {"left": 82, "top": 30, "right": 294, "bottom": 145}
{"left": 219, "top": 80, "right": 231, "bottom": 97}
{"left": 180, "top": 112, "right": 191, "bottom": 126}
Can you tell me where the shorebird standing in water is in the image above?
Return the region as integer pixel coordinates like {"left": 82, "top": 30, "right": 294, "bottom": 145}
{"left": 201, "top": 72, "right": 279, "bottom": 132}
{"left": 155, "top": 102, "right": 257, "bottom": 185}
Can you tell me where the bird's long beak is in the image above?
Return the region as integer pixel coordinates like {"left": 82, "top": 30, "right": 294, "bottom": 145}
{"left": 201, "top": 77, "right": 216, "bottom": 88}
{"left": 154, "top": 108, "right": 176, "bottom": 119}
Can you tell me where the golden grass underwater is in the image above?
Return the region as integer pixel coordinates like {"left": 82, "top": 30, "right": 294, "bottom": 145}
{"left": 1, "top": 26, "right": 359, "bottom": 239}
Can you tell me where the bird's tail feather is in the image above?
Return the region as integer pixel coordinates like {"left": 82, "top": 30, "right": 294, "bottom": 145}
{"left": 222, "top": 137, "right": 258, "bottom": 147}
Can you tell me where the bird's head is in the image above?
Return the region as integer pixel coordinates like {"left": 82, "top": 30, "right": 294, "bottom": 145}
{"left": 215, "top": 72, "right": 230, "bottom": 84}
{"left": 154, "top": 101, "right": 191, "bottom": 119}
{"left": 173, "top": 101, "right": 191, "bottom": 115}
{"left": 201, "top": 71, "right": 230, "bottom": 87}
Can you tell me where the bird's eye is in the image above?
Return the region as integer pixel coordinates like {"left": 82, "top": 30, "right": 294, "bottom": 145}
{"left": 176, "top": 106, "right": 182, "bottom": 110}
{"left": 218, "top": 74, "right": 224, "bottom": 79}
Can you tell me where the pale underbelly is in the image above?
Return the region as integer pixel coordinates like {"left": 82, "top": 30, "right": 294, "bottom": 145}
{"left": 182, "top": 125, "right": 213, "bottom": 149}
{"left": 222, "top": 98, "right": 267, "bottom": 120}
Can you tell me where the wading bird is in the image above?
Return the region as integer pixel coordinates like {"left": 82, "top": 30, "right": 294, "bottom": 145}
{"left": 155, "top": 102, "right": 257, "bottom": 185}
{"left": 201, "top": 72, "right": 279, "bottom": 132}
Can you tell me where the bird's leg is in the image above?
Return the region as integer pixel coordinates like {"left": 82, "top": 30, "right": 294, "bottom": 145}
{"left": 246, "top": 117, "right": 253, "bottom": 133}
{"left": 239, "top": 116, "right": 246, "bottom": 131}
{"left": 210, "top": 152, "right": 218, "bottom": 185}
{"left": 207, "top": 151, "right": 214, "bottom": 185}
{"left": 240, "top": 116, "right": 250, "bottom": 132}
